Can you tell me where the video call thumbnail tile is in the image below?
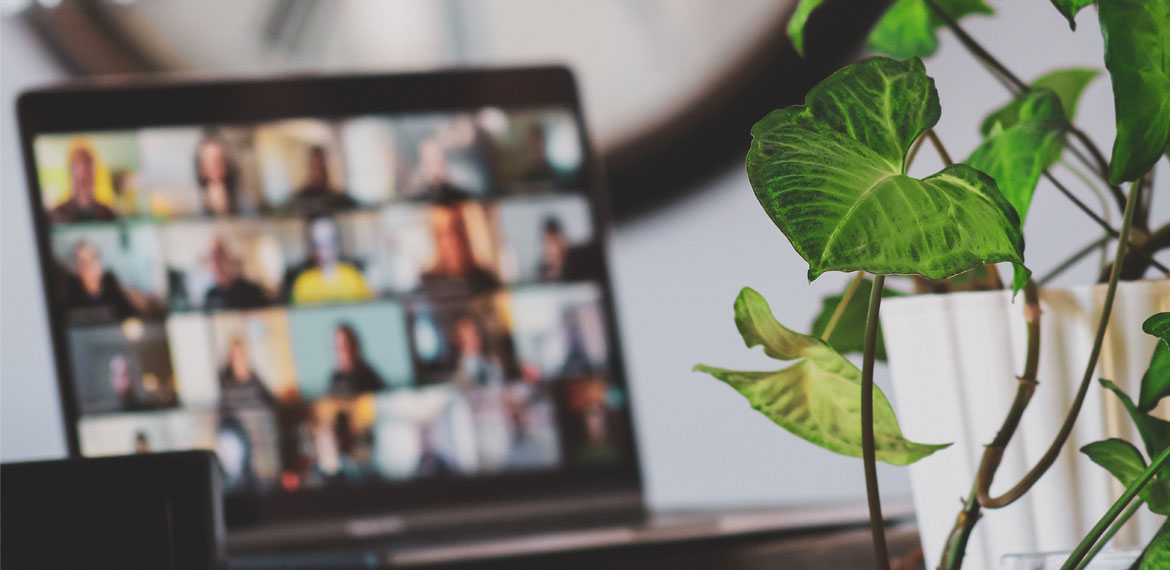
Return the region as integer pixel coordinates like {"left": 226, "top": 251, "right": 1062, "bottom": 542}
{"left": 51, "top": 221, "right": 167, "bottom": 323}
{"left": 68, "top": 319, "right": 179, "bottom": 415}
{"left": 407, "top": 292, "right": 517, "bottom": 387}
{"left": 287, "top": 301, "right": 414, "bottom": 398}
{"left": 485, "top": 107, "right": 584, "bottom": 194}
{"left": 372, "top": 385, "right": 479, "bottom": 480}
{"left": 35, "top": 132, "right": 145, "bottom": 222}
{"left": 138, "top": 126, "right": 267, "bottom": 218}
{"left": 78, "top": 409, "right": 216, "bottom": 456}
{"left": 392, "top": 113, "right": 494, "bottom": 203}
{"left": 276, "top": 393, "right": 379, "bottom": 490}
{"left": 255, "top": 119, "right": 371, "bottom": 215}
{"left": 557, "top": 377, "right": 627, "bottom": 466}
{"left": 509, "top": 283, "right": 609, "bottom": 381}
{"left": 496, "top": 194, "right": 599, "bottom": 284}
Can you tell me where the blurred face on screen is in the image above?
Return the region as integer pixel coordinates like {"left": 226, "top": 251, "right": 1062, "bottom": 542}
{"left": 542, "top": 225, "right": 567, "bottom": 279}
{"left": 69, "top": 148, "right": 96, "bottom": 206}
{"left": 209, "top": 238, "right": 236, "bottom": 286}
{"left": 454, "top": 317, "right": 482, "bottom": 358}
{"left": 310, "top": 218, "right": 340, "bottom": 268}
{"left": 229, "top": 340, "right": 251, "bottom": 381}
{"left": 430, "top": 207, "right": 473, "bottom": 275}
{"left": 306, "top": 147, "right": 330, "bottom": 189}
{"left": 109, "top": 354, "right": 131, "bottom": 395}
{"left": 199, "top": 141, "right": 229, "bottom": 183}
{"left": 198, "top": 141, "right": 232, "bottom": 215}
{"left": 419, "top": 138, "right": 448, "bottom": 185}
{"left": 74, "top": 241, "right": 104, "bottom": 296}
{"left": 334, "top": 328, "right": 356, "bottom": 372}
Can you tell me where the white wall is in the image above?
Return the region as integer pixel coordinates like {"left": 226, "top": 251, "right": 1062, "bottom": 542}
{"left": 2, "top": 0, "right": 1167, "bottom": 516}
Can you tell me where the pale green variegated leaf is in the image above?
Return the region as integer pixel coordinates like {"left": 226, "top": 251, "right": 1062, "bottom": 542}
{"left": 1144, "top": 313, "right": 1170, "bottom": 348}
{"left": 788, "top": 0, "right": 828, "bottom": 56}
{"left": 1081, "top": 439, "right": 1170, "bottom": 515}
{"left": 1140, "top": 344, "right": 1170, "bottom": 413}
{"left": 967, "top": 89, "right": 1068, "bottom": 222}
{"left": 747, "top": 57, "right": 1030, "bottom": 292}
{"left": 1142, "top": 523, "right": 1170, "bottom": 570}
{"left": 1049, "top": 0, "right": 1095, "bottom": 30}
{"left": 1098, "top": 0, "right": 1170, "bottom": 184}
{"left": 810, "top": 277, "right": 904, "bottom": 360}
{"left": 867, "top": 0, "right": 992, "bottom": 59}
{"left": 694, "top": 287, "right": 949, "bottom": 466}
{"left": 1101, "top": 379, "right": 1170, "bottom": 466}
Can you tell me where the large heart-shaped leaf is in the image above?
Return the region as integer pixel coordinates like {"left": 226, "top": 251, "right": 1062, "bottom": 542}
{"left": 747, "top": 57, "right": 1030, "bottom": 291}
{"left": 966, "top": 89, "right": 1068, "bottom": 222}
{"left": 1145, "top": 313, "right": 1170, "bottom": 349}
{"left": 866, "top": 0, "right": 992, "bottom": 59}
{"left": 1101, "top": 379, "right": 1170, "bottom": 465}
{"left": 1049, "top": 0, "right": 1095, "bottom": 30}
{"left": 694, "top": 287, "right": 949, "bottom": 465}
{"left": 1081, "top": 438, "right": 1170, "bottom": 515}
{"left": 1098, "top": 0, "right": 1170, "bottom": 184}
{"left": 809, "top": 277, "right": 904, "bottom": 360}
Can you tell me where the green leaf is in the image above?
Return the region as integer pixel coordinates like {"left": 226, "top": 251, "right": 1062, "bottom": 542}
{"left": 788, "top": 0, "right": 828, "bottom": 56}
{"left": 967, "top": 89, "right": 1068, "bottom": 222}
{"left": 810, "top": 277, "right": 904, "bottom": 360}
{"left": 1032, "top": 68, "right": 1099, "bottom": 124}
{"left": 1048, "top": 0, "right": 1095, "bottom": 30}
{"left": 1141, "top": 344, "right": 1170, "bottom": 413}
{"left": 1098, "top": 0, "right": 1170, "bottom": 184}
{"left": 1142, "top": 522, "right": 1170, "bottom": 570}
{"left": 1144, "top": 313, "right": 1170, "bottom": 349}
{"left": 867, "top": 0, "right": 993, "bottom": 59}
{"left": 1081, "top": 439, "right": 1170, "bottom": 515}
{"left": 694, "top": 287, "right": 950, "bottom": 465}
{"left": 747, "top": 57, "right": 1030, "bottom": 292}
{"left": 1101, "top": 379, "right": 1170, "bottom": 463}
{"left": 1081, "top": 438, "right": 1149, "bottom": 488}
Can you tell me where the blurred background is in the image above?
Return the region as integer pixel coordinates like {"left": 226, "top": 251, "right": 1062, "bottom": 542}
{"left": 2, "top": 0, "right": 1166, "bottom": 515}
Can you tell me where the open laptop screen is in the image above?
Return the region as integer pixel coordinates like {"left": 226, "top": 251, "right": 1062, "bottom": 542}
{"left": 19, "top": 68, "right": 641, "bottom": 528}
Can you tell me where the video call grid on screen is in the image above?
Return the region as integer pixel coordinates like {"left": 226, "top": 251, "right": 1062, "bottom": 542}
{"left": 30, "top": 100, "right": 633, "bottom": 506}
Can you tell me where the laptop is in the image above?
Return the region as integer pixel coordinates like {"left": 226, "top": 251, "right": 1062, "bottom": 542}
{"left": 17, "top": 67, "right": 647, "bottom": 561}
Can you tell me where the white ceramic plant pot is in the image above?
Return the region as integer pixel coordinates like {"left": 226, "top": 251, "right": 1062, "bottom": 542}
{"left": 882, "top": 279, "right": 1170, "bottom": 570}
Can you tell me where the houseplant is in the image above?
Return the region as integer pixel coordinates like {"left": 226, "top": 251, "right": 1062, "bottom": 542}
{"left": 694, "top": 0, "right": 1170, "bottom": 568}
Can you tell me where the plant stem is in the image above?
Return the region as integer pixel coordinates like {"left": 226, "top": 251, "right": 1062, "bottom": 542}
{"left": 1062, "top": 445, "right": 1170, "bottom": 570}
{"left": 938, "top": 487, "right": 980, "bottom": 570}
{"left": 926, "top": 129, "right": 954, "bottom": 166}
{"left": 822, "top": 272, "right": 865, "bottom": 342}
{"left": 1042, "top": 172, "right": 1169, "bottom": 275}
{"left": 976, "top": 181, "right": 1140, "bottom": 509}
{"left": 862, "top": 273, "right": 891, "bottom": 570}
{"left": 1072, "top": 499, "right": 1144, "bottom": 570}
{"left": 923, "top": 0, "right": 1129, "bottom": 212}
{"left": 1037, "top": 234, "right": 1110, "bottom": 286}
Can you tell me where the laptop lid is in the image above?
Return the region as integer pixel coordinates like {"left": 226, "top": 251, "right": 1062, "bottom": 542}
{"left": 16, "top": 66, "right": 644, "bottom": 539}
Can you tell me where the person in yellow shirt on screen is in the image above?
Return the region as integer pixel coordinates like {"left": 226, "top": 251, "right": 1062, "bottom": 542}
{"left": 289, "top": 216, "right": 373, "bottom": 305}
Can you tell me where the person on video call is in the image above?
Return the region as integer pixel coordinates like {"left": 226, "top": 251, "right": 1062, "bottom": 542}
{"left": 421, "top": 205, "right": 500, "bottom": 293}
{"left": 49, "top": 146, "right": 118, "bottom": 223}
{"left": 194, "top": 136, "right": 241, "bottom": 216}
{"left": 415, "top": 420, "right": 455, "bottom": 477}
{"left": 109, "top": 353, "right": 144, "bottom": 411}
{"left": 218, "top": 337, "right": 276, "bottom": 411}
{"left": 415, "top": 138, "right": 474, "bottom": 204}
{"left": 204, "top": 237, "right": 269, "bottom": 310}
{"left": 328, "top": 324, "right": 386, "bottom": 396}
{"left": 286, "top": 145, "right": 358, "bottom": 215}
{"left": 537, "top": 216, "right": 600, "bottom": 282}
{"left": 451, "top": 315, "right": 503, "bottom": 389}
{"left": 288, "top": 217, "right": 373, "bottom": 305}
{"left": 64, "top": 240, "right": 137, "bottom": 322}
